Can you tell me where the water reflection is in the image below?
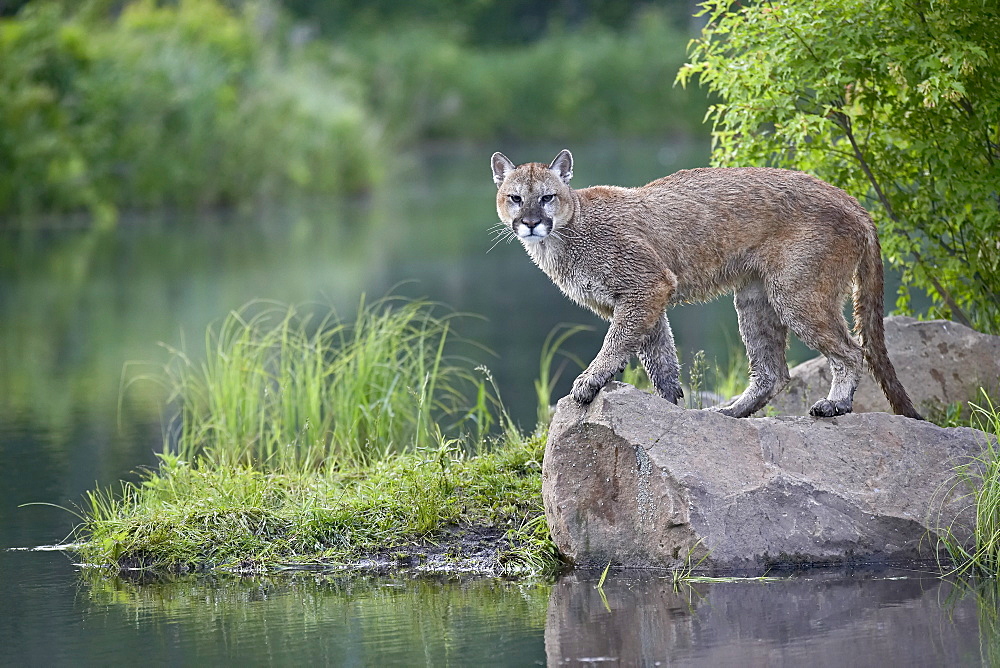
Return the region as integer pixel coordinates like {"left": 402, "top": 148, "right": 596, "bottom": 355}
{"left": 3, "top": 561, "right": 990, "bottom": 666}
{"left": 80, "top": 570, "right": 550, "bottom": 666}
{"left": 546, "top": 570, "right": 987, "bottom": 666}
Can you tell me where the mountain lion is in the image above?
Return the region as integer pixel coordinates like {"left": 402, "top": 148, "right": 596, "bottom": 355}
{"left": 490, "top": 149, "right": 921, "bottom": 419}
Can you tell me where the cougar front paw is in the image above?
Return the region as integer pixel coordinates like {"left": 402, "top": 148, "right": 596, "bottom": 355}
{"left": 655, "top": 384, "right": 684, "bottom": 405}
{"left": 571, "top": 372, "right": 609, "bottom": 404}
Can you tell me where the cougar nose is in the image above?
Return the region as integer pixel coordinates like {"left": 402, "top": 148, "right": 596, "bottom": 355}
{"left": 522, "top": 214, "right": 541, "bottom": 228}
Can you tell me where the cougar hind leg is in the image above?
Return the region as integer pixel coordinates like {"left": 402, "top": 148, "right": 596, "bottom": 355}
{"left": 775, "top": 284, "right": 863, "bottom": 418}
{"left": 811, "top": 351, "right": 863, "bottom": 417}
{"left": 712, "top": 281, "right": 790, "bottom": 418}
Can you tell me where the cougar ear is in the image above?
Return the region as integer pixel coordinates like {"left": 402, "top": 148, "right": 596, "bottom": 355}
{"left": 491, "top": 152, "right": 515, "bottom": 188}
{"left": 548, "top": 149, "right": 573, "bottom": 185}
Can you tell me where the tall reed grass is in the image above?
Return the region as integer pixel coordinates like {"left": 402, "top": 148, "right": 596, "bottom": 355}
{"left": 160, "top": 297, "right": 497, "bottom": 471}
{"left": 533, "top": 324, "right": 591, "bottom": 426}
{"left": 937, "top": 393, "right": 1000, "bottom": 577}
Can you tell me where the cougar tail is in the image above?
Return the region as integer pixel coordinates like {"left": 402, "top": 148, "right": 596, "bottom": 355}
{"left": 853, "top": 223, "right": 923, "bottom": 419}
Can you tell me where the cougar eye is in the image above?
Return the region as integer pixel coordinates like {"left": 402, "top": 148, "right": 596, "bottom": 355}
{"left": 509, "top": 194, "right": 522, "bottom": 204}
{"left": 540, "top": 194, "right": 555, "bottom": 203}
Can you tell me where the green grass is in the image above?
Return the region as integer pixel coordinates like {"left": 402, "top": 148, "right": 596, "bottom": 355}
{"left": 936, "top": 392, "right": 1000, "bottom": 577}
{"left": 154, "top": 297, "right": 497, "bottom": 471}
{"left": 80, "top": 430, "right": 555, "bottom": 576}
{"left": 79, "top": 297, "right": 559, "bottom": 576}
{"left": 74, "top": 308, "right": 750, "bottom": 579}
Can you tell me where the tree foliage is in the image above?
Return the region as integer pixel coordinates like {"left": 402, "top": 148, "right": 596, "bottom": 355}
{"left": 679, "top": 0, "right": 1000, "bottom": 333}
{"left": 0, "top": 0, "right": 379, "bottom": 224}
{"left": 335, "top": 8, "right": 703, "bottom": 143}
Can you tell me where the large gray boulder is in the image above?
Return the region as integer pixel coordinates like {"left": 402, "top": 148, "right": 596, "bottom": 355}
{"left": 543, "top": 382, "right": 991, "bottom": 571}
{"left": 768, "top": 316, "right": 1000, "bottom": 417}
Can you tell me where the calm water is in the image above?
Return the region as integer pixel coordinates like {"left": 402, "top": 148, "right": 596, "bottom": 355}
{"left": 0, "top": 140, "right": 985, "bottom": 665}
{"left": 1, "top": 553, "right": 992, "bottom": 666}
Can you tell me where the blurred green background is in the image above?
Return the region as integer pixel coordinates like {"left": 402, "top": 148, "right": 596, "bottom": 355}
{"left": 0, "top": 0, "right": 708, "bottom": 223}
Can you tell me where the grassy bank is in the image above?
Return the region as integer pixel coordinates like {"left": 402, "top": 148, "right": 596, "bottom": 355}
{"left": 82, "top": 432, "right": 554, "bottom": 576}
{"left": 77, "top": 298, "right": 562, "bottom": 576}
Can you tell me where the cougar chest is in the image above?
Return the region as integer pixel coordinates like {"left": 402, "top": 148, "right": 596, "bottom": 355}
{"left": 531, "top": 243, "right": 614, "bottom": 319}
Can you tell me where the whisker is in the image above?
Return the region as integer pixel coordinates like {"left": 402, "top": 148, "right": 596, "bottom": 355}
{"left": 486, "top": 223, "right": 517, "bottom": 253}
{"left": 487, "top": 234, "right": 516, "bottom": 254}
{"left": 488, "top": 233, "right": 514, "bottom": 246}
{"left": 488, "top": 225, "right": 512, "bottom": 238}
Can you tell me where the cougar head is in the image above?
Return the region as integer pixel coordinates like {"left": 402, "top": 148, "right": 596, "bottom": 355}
{"left": 491, "top": 149, "right": 574, "bottom": 244}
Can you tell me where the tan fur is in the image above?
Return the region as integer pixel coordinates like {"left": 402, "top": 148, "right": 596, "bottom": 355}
{"left": 491, "top": 149, "right": 922, "bottom": 419}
